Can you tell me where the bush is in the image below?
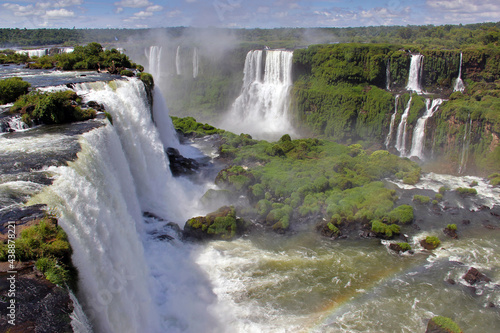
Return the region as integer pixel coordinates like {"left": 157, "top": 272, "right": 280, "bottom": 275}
{"left": 455, "top": 187, "right": 477, "bottom": 196}
{"left": 422, "top": 235, "right": 441, "bottom": 249}
{"left": 11, "top": 90, "right": 95, "bottom": 126}
{"left": 387, "top": 205, "right": 414, "bottom": 224}
{"left": 446, "top": 224, "right": 457, "bottom": 230}
{"left": 120, "top": 69, "right": 134, "bottom": 77}
{"left": 0, "top": 77, "right": 31, "bottom": 104}
{"left": 428, "top": 316, "right": 463, "bottom": 333}
{"left": 371, "top": 220, "right": 400, "bottom": 238}
{"left": 413, "top": 194, "right": 431, "bottom": 204}
{"left": 397, "top": 242, "right": 412, "bottom": 251}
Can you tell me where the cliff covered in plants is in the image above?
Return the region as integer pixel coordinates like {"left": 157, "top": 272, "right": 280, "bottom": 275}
{"left": 291, "top": 43, "right": 500, "bottom": 176}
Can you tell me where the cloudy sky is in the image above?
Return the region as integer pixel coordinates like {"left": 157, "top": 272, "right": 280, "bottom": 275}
{"left": 0, "top": 0, "right": 498, "bottom": 29}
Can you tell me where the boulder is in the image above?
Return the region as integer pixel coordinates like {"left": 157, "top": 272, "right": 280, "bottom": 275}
{"left": 166, "top": 147, "right": 199, "bottom": 177}
{"left": 183, "top": 206, "right": 247, "bottom": 241}
{"left": 462, "top": 267, "right": 491, "bottom": 285}
{"left": 425, "top": 316, "right": 462, "bottom": 333}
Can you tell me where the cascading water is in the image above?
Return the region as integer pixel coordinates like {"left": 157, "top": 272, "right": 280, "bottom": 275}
{"left": 176, "top": 46, "right": 182, "bottom": 75}
{"left": 384, "top": 94, "right": 399, "bottom": 147}
{"left": 222, "top": 49, "right": 295, "bottom": 140}
{"left": 406, "top": 54, "right": 424, "bottom": 94}
{"left": 145, "top": 46, "right": 162, "bottom": 81}
{"left": 29, "top": 78, "right": 221, "bottom": 332}
{"left": 454, "top": 52, "right": 465, "bottom": 92}
{"left": 458, "top": 113, "right": 472, "bottom": 174}
{"left": 395, "top": 95, "right": 412, "bottom": 156}
{"left": 386, "top": 59, "right": 391, "bottom": 91}
{"left": 193, "top": 47, "right": 199, "bottom": 79}
{"left": 409, "top": 98, "right": 443, "bottom": 159}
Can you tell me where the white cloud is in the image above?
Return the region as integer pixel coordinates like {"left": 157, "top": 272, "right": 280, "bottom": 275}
{"left": 114, "top": 0, "right": 152, "bottom": 8}
{"left": 45, "top": 8, "right": 75, "bottom": 18}
{"left": 165, "top": 10, "right": 182, "bottom": 18}
{"left": 146, "top": 5, "right": 163, "bottom": 12}
{"left": 426, "top": 0, "right": 500, "bottom": 23}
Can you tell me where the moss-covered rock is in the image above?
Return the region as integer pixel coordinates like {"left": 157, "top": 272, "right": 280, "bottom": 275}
{"left": 426, "top": 316, "right": 463, "bottom": 333}
{"left": 420, "top": 235, "right": 441, "bottom": 250}
{"left": 183, "top": 206, "right": 247, "bottom": 241}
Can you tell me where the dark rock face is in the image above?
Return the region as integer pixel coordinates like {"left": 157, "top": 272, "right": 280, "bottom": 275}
{"left": 166, "top": 147, "right": 200, "bottom": 177}
{"left": 443, "top": 227, "right": 458, "bottom": 239}
{"left": 0, "top": 268, "right": 74, "bottom": 332}
{"left": 462, "top": 267, "right": 491, "bottom": 285}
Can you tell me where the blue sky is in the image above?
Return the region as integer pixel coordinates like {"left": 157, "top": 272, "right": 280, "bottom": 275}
{"left": 0, "top": 0, "right": 498, "bottom": 29}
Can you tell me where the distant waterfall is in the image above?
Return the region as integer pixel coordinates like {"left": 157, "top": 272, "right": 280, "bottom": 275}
{"left": 385, "top": 94, "right": 399, "bottom": 147}
{"left": 193, "top": 47, "right": 199, "bottom": 79}
{"left": 395, "top": 96, "right": 413, "bottom": 156}
{"left": 406, "top": 54, "right": 424, "bottom": 94}
{"left": 223, "top": 49, "right": 295, "bottom": 140}
{"left": 176, "top": 46, "right": 182, "bottom": 75}
{"left": 458, "top": 113, "right": 472, "bottom": 174}
{"left": 40, "top": 78, "right": 220, "bottom": 332}
{"left": 386, "top": 59, "right": 391, "bottom": 91}
{"left": 145, "top": 46, "right": 162, "bottom": 80}
{"left": 409, "top": 98, "right": 443, "bottom": 159}
{"left": 454, "top": 52, "right": 465, "bottom": 92}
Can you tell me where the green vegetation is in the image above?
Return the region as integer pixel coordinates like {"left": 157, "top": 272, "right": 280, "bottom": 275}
{"left": 371, "top": 220, "right": 401, "bottom": 238}
{"left": 397, "top": 242, "right": 412, "bottom": 252}
{"left": 0, "top": 77, "right": 31, "bottom": 104}
{"left": 435, "top": 193, "right": 443, "bottom": 201}
{"left": 413, "top": 195, "right": 431, "bottom": 204}
{"left": 0, "top": 216, "right": 77, "bottom": 289}
{"left": 422, "top": 236, "right": 441, "bottom": 250}
{"left": 447, "top": 224, "right": 457, "bottom": 231}
{"left": 428, "top": 316, "right": 463, "bottom": 333}
{"left": 11, "top": 90, "right": 95, "bottom": 126}
{"left": 488, "top": 173, "right": 500, "bottom": 186}
{"left": 176, "top": 118, "right": 421, "bottom": 235}
{"left": 455, "top": 187, "right": 478, "bottom": 196}
{"left": 171, "top": 116, "right": 225, "bottom": 137}
{"left": 185, "top": 206, "right": 246, "bottom": 240}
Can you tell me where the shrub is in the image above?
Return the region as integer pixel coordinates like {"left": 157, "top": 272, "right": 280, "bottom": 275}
{"left": 387, "top": 204, "right": 414, "bottom": 224}
{"left": 413, "top": 194, "right": 431, "bottom": 204}
{"left": 11, "top": 90, "right": 95, "bottom": 126}
{"left": 397, "top": 242, "right": 412, "bottom": 251}
{"left": 428, "top": 316, "right": 463, "bottom": 333}
{"left": 371, "top": 220, "right": 400, "bottom": 238}
{"left": 439, "top": 186, "right": 449, "bottom": 194}
{"left": 120, "top": 69, "right": 134, "bottom": 77}
{"left": 446, "top": 224, "right": 457, "bottom": 230}
{"left": 0, "top": 77, "right": 31, "bottom": 104}
{"left": 455, "top": 187, "right": 477, "bottom": 196}
{"left": 435, "top": 193, "right": 443, "bottom": 201}
{"left": 423, "top": 236, "right": 441, "bottom": 249}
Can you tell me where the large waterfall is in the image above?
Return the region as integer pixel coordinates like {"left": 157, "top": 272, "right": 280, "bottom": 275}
{"left": 32, "top": 78, "right": 221, "bottom": 333}
{"left": 409, "top": 98, "right": 443, "bottom": 160}
{"left": 145, "top": 46, "right": 162, "bottom": 81}
{"left": 222, "top": 49, "right": 295, "bottom": 140}
{"left": 406, "top": 54, "right": 424, "bottom": 94}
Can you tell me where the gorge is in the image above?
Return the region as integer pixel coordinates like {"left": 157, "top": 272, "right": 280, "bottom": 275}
{"left": 1, "top": 31, "right": 499, "bottom": 333}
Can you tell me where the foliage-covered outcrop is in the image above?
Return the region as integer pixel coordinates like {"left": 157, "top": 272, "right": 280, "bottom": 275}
{"left": 10, "top": 89, "right": 96, "bottom": 126}
{"left": 183, "top": 206, "right": 247, "bottom": 240}
{"left": 176, "top": 118, "right": 420, "bottom": 236}
{"left": 0, "top": 216, "right": 77, "bottom": 290}
{"left": 0, "top": 77, "right": 31, "bottom": 104}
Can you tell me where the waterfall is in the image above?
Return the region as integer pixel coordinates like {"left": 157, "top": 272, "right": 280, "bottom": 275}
{"left": 15, "top": 49, "right": 48, "bottom": 57}
{"left": 385, "top": 95, "right": 399, "bottom": 147}
{"left": 395, "top": 95, "right": 413, "bottom": 156}
{"left": 193, "top": 47, "right": 199, "bottom": 79}
{"left": 458, "top": 113, "right": 472, "bottom": 174}
{"left": 33, "top": 78, "right": 220, "bottom": 332}
{"left": 176, "top": 46, "right": 182, "bottom": 75}
{"left": 145, "top": 46, "right": 162, "bottom": 81}
{"left": 454, "top": 52, "right": 465, "bottom": 92}
{"left": 406, "top": 54, "right": 424, "bottom": 94}
{"left": 409, "top": 98, "right": 443, "bottom": 159}
{"left": 386, "top": 59, "right": 391, "bottom": 91}
{"left": 223, "top": 49, "right": 295, "bottom": 140}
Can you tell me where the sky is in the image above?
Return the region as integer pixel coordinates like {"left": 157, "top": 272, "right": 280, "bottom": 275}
{"left": 0, "top": 0, "right": 499, "bottom": 29}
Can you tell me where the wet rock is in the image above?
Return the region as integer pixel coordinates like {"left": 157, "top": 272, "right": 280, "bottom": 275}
{"left": 446, "top": 278, "right": 456, "bottom": 285}
{"left": 0, "top": 268, "right": 74, "bottom": 332}
{"left": 490, "top": 205, "right": 500, "bottom": 217}
{"left": 443, "top": 226, "right": 458, "bottom": 239}
{"left": 166, "top": 147, "right": 199, "bottom": 177}
{"left": 388, "top": 243, "right": 410, "bottom": 253}
{"left": 462, "top": 219, "right": 471, "bottom": 225}
{"left": 183, "top": 206, "right": 247, "bottom": 241}
{"left": 86, "top": 100, "right": 105, "bottom": 112}
{"left": 462, "top": 267, "right": 491, "bottom": 285}
{"left": 425, "top": 316, "right": 463, "bottom": 333}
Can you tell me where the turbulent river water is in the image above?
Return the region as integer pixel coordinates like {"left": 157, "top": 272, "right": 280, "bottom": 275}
{"left": 1, "top": 66, "right": 499, "bottom": 333}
